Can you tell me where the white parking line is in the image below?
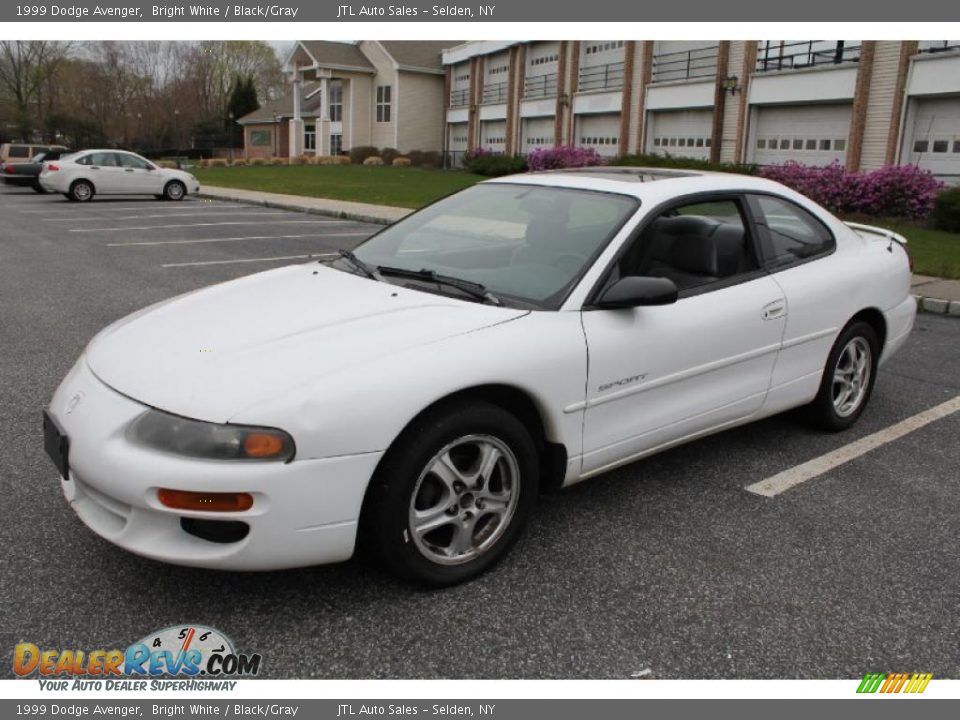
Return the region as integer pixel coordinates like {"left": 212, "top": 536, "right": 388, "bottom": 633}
{"left": 745, "top": 395, "right": 960, "bottom": 497}
{"left": 45, "top": 211, "right": 289, "bottom": 222}
{"left": 107, "top": 232, "right": 370, "bottom": 247}
{"left": 17, "top": 203, "right": 237, "bottom": 213}
{"left": 162, "top": 252, "right": 339, "bottom": 268}
{"left": 70, "top": 220, "right": 350, "bottom": 233}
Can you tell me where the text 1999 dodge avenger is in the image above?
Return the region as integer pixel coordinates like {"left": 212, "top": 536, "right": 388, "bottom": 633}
{"left": 44, "top": 169, "right": 915, "bottom": 585}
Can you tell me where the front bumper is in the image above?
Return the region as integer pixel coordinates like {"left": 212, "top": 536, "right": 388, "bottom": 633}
{"left": 47, "top": 358, "right": 382, "bottom": 571}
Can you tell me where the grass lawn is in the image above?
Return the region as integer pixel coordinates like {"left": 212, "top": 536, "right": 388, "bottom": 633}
{"left": 193, "top": 165, "right": 484, "bottom": 209}
{"left": 847, "top": 219, "right": 960, "bottom": 280}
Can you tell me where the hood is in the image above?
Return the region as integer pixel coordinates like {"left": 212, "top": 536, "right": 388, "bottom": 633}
{"left": 86, "top": 264, "right": 526, "bottom": 422}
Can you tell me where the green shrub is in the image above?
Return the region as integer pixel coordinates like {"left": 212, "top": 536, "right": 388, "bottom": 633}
{"left": 379, "top": 147, "right": 400, "bottom": 165}
{"left": 463, "top": 150, "right": 528, "bottom": 177}
{"left": 349, "top": 145, "right": 380, "bottom": 164}
{"left": 611, "top": 152, "right": 759, "bottom": 175}
{"left": 931, "top": 187, "right": 960, "bottom": 233}
{"left": 406, "top": 150, "right": 442, "bottom": 168}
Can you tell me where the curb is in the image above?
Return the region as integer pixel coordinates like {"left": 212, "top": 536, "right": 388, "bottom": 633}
{"left": 196, "top": 191, "right": 404, "bottom": 226}
{"left": 912, "top": 294, "right": 960, "bottom": 317}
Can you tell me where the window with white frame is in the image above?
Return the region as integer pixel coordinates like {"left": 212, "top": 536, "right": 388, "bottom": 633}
{"left": 304, "top": 123, "right": 316, "bottom": 151}
{"left": 330, "top": 133, "right": 343, "bottom": 155}
{"left": 376, "top": 85, "right": 392, "bottom": 123}
{"left": 329, "top": 83, "right": 343, "bottom": 122}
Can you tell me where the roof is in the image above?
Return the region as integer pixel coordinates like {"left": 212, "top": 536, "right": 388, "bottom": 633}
{"left": 485, "top": 167, "right": 798, "bottom": 204}
{"left": 236, "top": 81, "right": 322, "bottom": 124}
{"left": 297, "top": 41, "right": 375, "bottom": 72}
{"left": 378, "top": 41, "right": 465, "bottom": 72}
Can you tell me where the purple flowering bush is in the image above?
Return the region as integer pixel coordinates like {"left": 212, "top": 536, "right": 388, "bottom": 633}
{"left": 526, "top": 145, "right": 606, "bottom": 172}
{"left": 760, "top": 161, "right": 943, "bottom": 221}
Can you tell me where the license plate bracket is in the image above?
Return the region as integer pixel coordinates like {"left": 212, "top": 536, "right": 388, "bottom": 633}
{"left": 43, "top": 410, "right": 70, "bottom": 481}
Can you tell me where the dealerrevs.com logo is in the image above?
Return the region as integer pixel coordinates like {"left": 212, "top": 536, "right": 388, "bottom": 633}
{"left": 14, "top": 625, "right": 262, "bottom": 691}
{"left": 856, "top": 672, "right": 933, "bottom": 694}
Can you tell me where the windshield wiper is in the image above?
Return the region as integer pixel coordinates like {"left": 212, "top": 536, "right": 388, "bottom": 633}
{"left": 336, "top": 249, "right": 381, "bottom": 281}
{"left": 377, "top": 266, "right": 502, "bottom": 306}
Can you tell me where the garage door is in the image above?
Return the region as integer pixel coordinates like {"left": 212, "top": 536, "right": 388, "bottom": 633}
{"left": 521, "top": 116, "right": 555, "bottom": 153}
{"left": 753, "top": 104, "right": 851, "bottom": 166}
{"left": 576, "top": 113, "right": 621, "bottom": 157}
{"left": 480, "top": 120, "right": 507, "bottom": 152}
{"left": 647, "top": 109, "right": 712, "bottom": 160}
{"left": 906, "top": 97, "right": 960, "bottom": 179}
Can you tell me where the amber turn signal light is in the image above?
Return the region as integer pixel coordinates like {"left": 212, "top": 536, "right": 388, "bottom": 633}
{"left": 242, "top": 432, "right": 287, "bottom": 458}
{"left": 158, "top": 489, "right": 253, "bottom": 512}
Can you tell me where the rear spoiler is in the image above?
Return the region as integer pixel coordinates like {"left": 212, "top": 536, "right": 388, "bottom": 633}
{"left": 844, "top": 221, "right": 908, "bottom": 249}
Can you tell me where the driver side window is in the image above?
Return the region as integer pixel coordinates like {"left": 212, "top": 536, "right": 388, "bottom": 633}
{"left": 616, "top": 198, "right": 758, "bottom": 293}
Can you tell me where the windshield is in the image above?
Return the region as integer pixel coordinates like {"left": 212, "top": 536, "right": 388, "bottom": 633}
{"left": 351, "top": 183, "right": 638, "bottom": 309}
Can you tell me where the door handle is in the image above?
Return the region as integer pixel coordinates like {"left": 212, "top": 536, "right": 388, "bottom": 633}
{"left": 762, "top": 300, "right": 786, "bottom": 321}
{"left": 124, "top": 168, "right": 134, "bottom": 172}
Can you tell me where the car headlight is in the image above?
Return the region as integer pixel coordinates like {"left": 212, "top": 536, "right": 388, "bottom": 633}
{"left": 128, "top": 409, "right": 295, "bottom": 462}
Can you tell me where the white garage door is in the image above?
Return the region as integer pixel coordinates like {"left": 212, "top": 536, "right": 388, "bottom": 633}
{"left": 448, "top": 122, "right": 468, "bottom": 152}
{"left": 906, "top": 97, "right": 960, "bottom": 179}
{"left": 521, "top": 116, "right": 555, "bottom": 153}
{"left": 647, "top": 109, "right": 712, "bottom": 160}
{"left": 753, "top": 104, "right": 851, "bottom": 166}
{"left": 576, "top": 113, "right": 621, "bottom": 157}
{"left": 480, "top": 120, "right": 507, "bottom": 152}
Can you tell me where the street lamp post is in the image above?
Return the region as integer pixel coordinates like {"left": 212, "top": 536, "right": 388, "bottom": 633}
{"left": 228, "top": 111, "right": 235, "bottom": 164}
{"left": 273, "top": 112, "right": 279, "bottom": 158}
{"left": 173, "top": 108, "right": 180, "bottom": 167}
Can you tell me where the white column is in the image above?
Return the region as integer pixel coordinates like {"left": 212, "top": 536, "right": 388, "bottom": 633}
{"left": 289, "top": 74, "right": 303, "bottom": 158}
{"left": 318, "top": 77, "right": 331, "bottom": 156}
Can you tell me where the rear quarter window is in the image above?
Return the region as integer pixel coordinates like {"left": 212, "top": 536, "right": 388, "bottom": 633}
{"left": 749, "top": 195, "right": 835, "bottom": 270}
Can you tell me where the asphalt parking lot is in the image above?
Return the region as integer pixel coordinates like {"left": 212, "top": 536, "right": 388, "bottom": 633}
{"left": 1, "top": 186, "right": 958, "bottom": 680}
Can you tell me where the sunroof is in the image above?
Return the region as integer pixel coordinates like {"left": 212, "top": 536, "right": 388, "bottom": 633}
{"left": 536, "top": 166, "right": 701, "bottom": 182}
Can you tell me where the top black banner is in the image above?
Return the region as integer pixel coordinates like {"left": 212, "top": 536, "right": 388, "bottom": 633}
{"left": 1, "top": 0, "right": 950, "bottom": 22}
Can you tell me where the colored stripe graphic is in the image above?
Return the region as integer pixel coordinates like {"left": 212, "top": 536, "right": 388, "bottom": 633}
{"left": 857, "top": 672, "right": 932, "bottom": 693}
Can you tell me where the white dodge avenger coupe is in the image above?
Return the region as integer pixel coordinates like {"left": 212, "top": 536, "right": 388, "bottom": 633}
{"left": 44, "top": 168, "right": 915, "bottom": 585}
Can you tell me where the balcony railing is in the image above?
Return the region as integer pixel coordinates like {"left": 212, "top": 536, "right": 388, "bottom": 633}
{"left": 578, "top": 62, "right": 625, "bottom": 92}
{"left": 651, "top": 45, "right": 719, "bottom": 84}
{"left": 482, "top": 81, "right": 508, "bottom": 104}
{"left": 524, "top": 72, "right": 558, "bottom": 99}
{"left": 918, "top": 41, "right": 960, "bottom": 53}
{"left": 756, "top": 41, "right": 861, "bottom": 72}
{"left": 449, "top": 88, "right": 470, "bottom": 108}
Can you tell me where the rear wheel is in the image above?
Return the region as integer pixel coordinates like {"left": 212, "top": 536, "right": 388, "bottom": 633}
{"left": 69, "top": 180, "right": 94, "bottom": 202}
{"left": 163, "top": 180, "right": 186, "bottom": 201}
{"left": 807, "top": 320, "right": 879, "bottom": 431}
{"left": 364, "top": 401, "right": 539, "bottom": 586}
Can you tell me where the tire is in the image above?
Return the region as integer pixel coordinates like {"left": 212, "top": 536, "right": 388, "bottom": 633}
{"left": 63, "top": 193, "right": 75, "bottom": 201}
{"left": 162, "top": 180, "right": 186, "bottom": 201}
{"left": 69, "top": 180, "right": 94, "bottom": 202}
{"left": 32, "top": 183, "right": 47, "bottom": 194}
{"left": 807, "top": 320, "right": 880, "bottom": 432}
{"left": 363, "top": 401, "right": 539, "bottom": 586}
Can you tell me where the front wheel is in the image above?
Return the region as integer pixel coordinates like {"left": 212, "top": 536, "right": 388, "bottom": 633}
{"left": 363, "top": 401, "right": 539, "bottom": 586}
{"left": 162, "top": 180, "right": 186, "bottom": 201}
{"left": 807, "top": 320, "right": 879, "bottom": 431}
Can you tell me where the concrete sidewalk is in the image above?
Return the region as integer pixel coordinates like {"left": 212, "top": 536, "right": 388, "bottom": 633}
{"left": 199, "top": 184, "right": 960, "bottom": 316}
{"left": 911, "top": 276, "right": 960, "bottom": 316}
{"left": 198, "top": 184, "right": 412, "bottom": 225}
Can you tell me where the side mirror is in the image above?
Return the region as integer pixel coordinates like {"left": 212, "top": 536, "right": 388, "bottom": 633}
{"left": 595, "top": 276, "right": 678, "bottom": 309}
